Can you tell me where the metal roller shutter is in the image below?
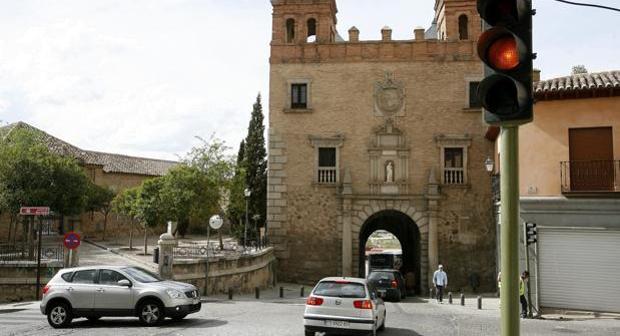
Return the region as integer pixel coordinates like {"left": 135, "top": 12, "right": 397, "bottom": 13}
{"left": 538, "top": 228, "right": 620, "bottom": 313}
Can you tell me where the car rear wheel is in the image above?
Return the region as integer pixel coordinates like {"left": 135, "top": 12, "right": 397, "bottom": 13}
{"left": 138, "top": 300, "right": 164, "bottom": 326}
{"left": 47, "top": 302, "right": 72, "bottom": 328}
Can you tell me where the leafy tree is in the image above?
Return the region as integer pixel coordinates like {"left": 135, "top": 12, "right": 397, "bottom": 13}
{"left": 134, "top": 179, "right": 165, "bottom": 255}
{"left": 86, "top": 183, "right": 116, "bottom": 241}
{"left": 243, "top": 94, "right": 267, "bottom": 240}
{"left": 112, "top": 187, "right": 140, "bottom": 250}
{"left": 0, "top": 127, "right": 89, "bottom": 248}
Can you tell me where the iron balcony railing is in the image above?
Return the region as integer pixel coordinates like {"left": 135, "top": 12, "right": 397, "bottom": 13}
{"left": 560, "top": 160, "right": 620, "bottom": 193}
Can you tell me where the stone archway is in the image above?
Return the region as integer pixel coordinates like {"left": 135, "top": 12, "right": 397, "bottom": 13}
{"left": 358, "top": 210, "right": 421, "bottom": 294}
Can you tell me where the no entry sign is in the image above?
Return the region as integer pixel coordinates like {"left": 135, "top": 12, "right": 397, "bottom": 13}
{"left": 20, "top": 206, "right": 50, "bottom": 216}
{"left": 64, "top": 232, "right": 81, "bottom": 250}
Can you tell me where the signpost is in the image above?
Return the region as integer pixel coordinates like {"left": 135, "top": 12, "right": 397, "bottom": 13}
{"left": 64, "top": 231, "right": 81, "bottom": 270}
{"left": 20, "top": 206, "right": 50, "bottom": 300}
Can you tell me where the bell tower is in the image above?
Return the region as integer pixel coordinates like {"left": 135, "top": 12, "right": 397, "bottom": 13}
{"left": 271, "top": 0, "right": 338, "bottom": 45}
{"left": 434, "top": 0, "right": 481, "bottom": 41}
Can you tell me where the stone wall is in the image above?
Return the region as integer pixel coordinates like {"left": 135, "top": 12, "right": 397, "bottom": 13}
{"left": 0, "top": 261, "right": 64, "bottom": 303}
{"left": 171, "top": 248, "right": 276, "bottom": 295}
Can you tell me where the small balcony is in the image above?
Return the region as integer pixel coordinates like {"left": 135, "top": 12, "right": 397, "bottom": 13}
{"left": 560, "top": 160, "right": 620, "bottom": 195}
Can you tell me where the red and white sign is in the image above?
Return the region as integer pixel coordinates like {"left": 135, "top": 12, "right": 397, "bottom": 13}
{"left": 20, "top": 206, "right": 50, "bottom": 216}
{"left": 64, "top": 232, "right": 81, "bottom": 250}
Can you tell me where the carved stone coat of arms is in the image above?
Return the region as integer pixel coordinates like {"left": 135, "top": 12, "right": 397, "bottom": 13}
{"left": 374, "top": 72, "right": 405, "bottom": 118}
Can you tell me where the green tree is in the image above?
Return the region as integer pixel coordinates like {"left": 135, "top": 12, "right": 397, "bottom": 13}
{"left": 112, "top": 187, "right": 140, "bottom": 250}
{"left": 0, "top": 127, "right": 89, "bottom": 247}
{"left": 243, "top": 94, "right": 267, "bottom": 240}
{"left": 134, "top": 179, "right": 165, "bottom": 255}
{"left": 86, "top": 183, "right": 116, "bottom": 241}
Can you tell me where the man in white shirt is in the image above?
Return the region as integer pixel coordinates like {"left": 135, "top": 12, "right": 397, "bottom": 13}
{"left": 432, "top": 264, "right": 448, "bottom": 303}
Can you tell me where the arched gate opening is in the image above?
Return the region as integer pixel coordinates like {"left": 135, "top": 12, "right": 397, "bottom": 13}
{"left": 359, "top": 210, "right": 421, "bottom": 295}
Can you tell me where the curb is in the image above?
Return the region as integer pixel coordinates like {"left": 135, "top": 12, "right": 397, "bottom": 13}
{"left": 83, "top": 239, "right": 157, "bottom": 270}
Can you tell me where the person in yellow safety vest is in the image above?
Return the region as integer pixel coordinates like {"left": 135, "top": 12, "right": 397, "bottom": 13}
{"left": 519, "top": 271, "right": 530, "bottom": 318}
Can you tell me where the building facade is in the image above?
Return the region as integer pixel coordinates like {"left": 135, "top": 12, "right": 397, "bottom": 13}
{"left": 0, "top": 122, "right": 177, "bottom": 238}
{"left": 267, "top": 0, "right": 497, "bottom": 293}
{"left": 491, "top": 70, "right": 620, "bottom": 313}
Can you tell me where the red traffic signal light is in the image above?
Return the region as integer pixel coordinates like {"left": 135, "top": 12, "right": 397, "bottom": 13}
{"left": 477, "top": 0, "right": 533, "bottom": 125}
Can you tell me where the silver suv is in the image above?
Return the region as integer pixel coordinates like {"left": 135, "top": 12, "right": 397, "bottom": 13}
{"left": 40, "top": 265, "right": 201, "bottom": 328}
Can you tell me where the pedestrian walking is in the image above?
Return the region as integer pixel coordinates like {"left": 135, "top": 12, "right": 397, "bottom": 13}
{"left": 519, "top": 271, "right": 529, "bottom": 318}
{"left": 432, "top": 264, "right": 448, "bottom": 303}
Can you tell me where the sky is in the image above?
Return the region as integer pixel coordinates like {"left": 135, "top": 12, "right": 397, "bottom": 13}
{"left": 0, "top": 0, "right": 618, "bottom": 161}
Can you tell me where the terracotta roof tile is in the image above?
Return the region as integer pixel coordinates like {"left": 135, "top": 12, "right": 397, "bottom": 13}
{"left": 534, "top": 70, "right": 620, "bottom": 101}
{"left": 1, "top": 122, "right": 176, "bottom": 176}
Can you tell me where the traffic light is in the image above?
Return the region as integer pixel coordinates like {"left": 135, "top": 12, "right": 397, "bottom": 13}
{"left": 476, "top": 0, "right": 535, "bottom": 125}
{"left": 525, "top": 222, "right": 537, "bottom": 245}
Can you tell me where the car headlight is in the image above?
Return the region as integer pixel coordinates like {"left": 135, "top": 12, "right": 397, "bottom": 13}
{"left": 166, "top": 289, "right": 184, "bottom": 299}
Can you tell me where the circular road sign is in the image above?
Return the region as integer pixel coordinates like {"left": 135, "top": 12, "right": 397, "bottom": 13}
{"left": 64, "top": 232, "right": 81, "bottom": 250}
{"left": 209, "top": 215, "right": 223, "bottom": 230}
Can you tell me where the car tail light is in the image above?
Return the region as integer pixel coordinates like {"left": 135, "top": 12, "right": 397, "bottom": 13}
{"left": 306, "top": 296, "right": 324, "bottom": 306}
{"left": 42, "top": 285, "right": 50, "bottom": 295}
{"left": 353, "top": 300, "right": 373, "bottom": 309}
{"left": 391, "top": 280, "right": 398, "bottom": 288}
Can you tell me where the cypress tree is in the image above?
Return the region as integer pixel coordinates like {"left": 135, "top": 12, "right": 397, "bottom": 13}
{"left": 244, "top": 94, "right": 267, "bottom": 238}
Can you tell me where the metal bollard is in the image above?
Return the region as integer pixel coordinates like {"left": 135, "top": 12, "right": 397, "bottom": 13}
{"left": 429, "top": 288, "right": 434, "bottom": 300}
{"left": 300, "top": 286, "right": 305, "bottom": 297}
{"left": 460, "top": 293, "right": 465, "bottom": 306}
{"left": 279, "top": 286, "right": 284, "bottom": 298}
{"left": 228, "top": 288, "right": 233, "bottom": 300}
{"left": 255, "top": 287, "right": 260, "bottom": 299}
{"left": 448, "top": 292, "right": 453, "bottom": 304}
{"left": 477, "top": 296, "right": 482, "bottom": 310}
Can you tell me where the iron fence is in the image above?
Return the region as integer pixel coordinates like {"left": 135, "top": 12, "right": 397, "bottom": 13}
{"left": 561, "top": 160, "right": 619, "bottom": 193}
{"left": 0, "top": 244, "right": 64, "bottom": 263}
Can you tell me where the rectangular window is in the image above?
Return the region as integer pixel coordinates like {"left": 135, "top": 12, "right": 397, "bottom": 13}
{"left": 469, "top": 81, "right": 481, "bottom": 108}
{"left": 317, "top": 147, "right": 337, "bottom": 184}
{"left": 291, "top": 83, "right": 307, "bottom": 109}
{"left": 72, "top": 270, "right": 98, "bottom": 284}
{"left": 444, "top": 148, "right": 465, "bottom": 184}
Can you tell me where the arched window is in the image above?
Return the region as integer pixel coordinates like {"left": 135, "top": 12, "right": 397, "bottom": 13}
{"left": 458, "top": 15, "right": 469, "bottom": 40}
{"left": 286, "top": 18, "right": 295, "bottom": 43}
{"left": 307, "top": 18, "right": 317, "bottom": 43}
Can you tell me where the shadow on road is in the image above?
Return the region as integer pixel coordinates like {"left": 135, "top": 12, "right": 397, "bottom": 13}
{"left": 67, "top": 317, "right": 227, "bottom": 329}
{"left": 384, "top": 327, "right": 423, "bottom": 335}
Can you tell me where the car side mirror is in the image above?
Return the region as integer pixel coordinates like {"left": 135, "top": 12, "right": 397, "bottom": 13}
{"left": 118, "top": 279, "right": 132, "bottom": 287}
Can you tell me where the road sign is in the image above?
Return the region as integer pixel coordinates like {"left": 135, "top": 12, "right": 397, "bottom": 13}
{"left": 63, "top": 232, "right": 81, "bottom": 250}
{"left": 20, "top": 206, "right": 50, "bottom": 216}
{"left": 209, "top": 215, "right": 223, "bottom": 230}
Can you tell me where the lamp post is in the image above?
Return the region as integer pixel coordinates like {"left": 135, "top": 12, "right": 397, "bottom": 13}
{"left": 252, "top": 214, "right": 261, "bottom": 249}
{"left": 485, "top": 156, "right": 495, "bottom": 175}
{"left": 485, "top": 156, "right": 501, "bottom": 298}
{"left": 244, "top": 188, "right": 251, "bottom": 249}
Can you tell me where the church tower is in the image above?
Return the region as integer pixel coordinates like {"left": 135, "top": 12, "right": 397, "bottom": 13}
{"left": 434, "top": 0, "right": 481, "bottom": 41}
{"left": 271, "top": 0, "right": 338, "bottom": 45}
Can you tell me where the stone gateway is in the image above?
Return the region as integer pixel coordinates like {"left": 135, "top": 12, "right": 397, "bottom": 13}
{"left": 267, "top": 0, "right": 496, "bottom": 294}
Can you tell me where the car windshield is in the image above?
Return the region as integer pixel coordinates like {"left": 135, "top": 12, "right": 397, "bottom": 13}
{"left": 121, "top": 267, "right": 163, "bottom": 283}
{"left": 313, "top": 281, "right": 366, "bottom": 298}
{"left": 368, "top": 272, "right": 395, "bottom": 281}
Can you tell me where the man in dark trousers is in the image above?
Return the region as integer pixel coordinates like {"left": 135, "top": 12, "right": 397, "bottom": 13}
{"left": 519, "top": 271, "right": 530, "bottom": 318}
{"left": 433, "top": 264, "right": 448, "bottom": 303}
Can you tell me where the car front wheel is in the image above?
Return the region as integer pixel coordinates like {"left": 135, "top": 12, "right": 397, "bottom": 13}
{"left": 47, "top": 302, "right": 72, "bottom": 328}
{"left": 138, "top": 300, "right": 164, "bottom": 326}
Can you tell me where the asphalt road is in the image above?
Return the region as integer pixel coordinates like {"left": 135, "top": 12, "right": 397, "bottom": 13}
{"left": 1, "top": 297, "right": 619, "bottom": 336}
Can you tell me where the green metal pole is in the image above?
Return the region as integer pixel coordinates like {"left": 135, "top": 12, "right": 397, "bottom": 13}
{"left": 500, "top": 126, "right": 520, "bottom": 336}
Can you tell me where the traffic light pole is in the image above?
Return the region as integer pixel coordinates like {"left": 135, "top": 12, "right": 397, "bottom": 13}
{"left": 500, "top": 125, "right": 520, "bottom": 336}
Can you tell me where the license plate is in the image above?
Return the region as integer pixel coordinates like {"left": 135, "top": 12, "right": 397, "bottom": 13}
{"left": 325, "top": 320, "right": 349, "bottom": 328}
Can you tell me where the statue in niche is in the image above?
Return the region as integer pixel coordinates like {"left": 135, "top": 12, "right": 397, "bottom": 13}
{"left": 385, "top": 161, "right": 394, "bottom": 183}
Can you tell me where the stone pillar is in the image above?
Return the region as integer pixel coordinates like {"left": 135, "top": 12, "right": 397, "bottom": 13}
{"left": 426, "top": 169, "right": 441, "bottom": 289}
{"left": 341, "top": 168, "right": 353, "bottom": 276}
{"left": 381, "top": 26, "right": 392, "bottom": 41}
{"left": 158, "top": 223, "right": 178, "bottom": 280}
{"left": 414, "top": 27, "right": 426, "bottom": 41}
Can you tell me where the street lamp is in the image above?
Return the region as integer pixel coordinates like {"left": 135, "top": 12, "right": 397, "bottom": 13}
{"left": 244, "top": 188, "right": 251, "bottom": 249}
{"left": 252, "top": 214, "right": 261, "bottom": 249}
{"left": 485, "top": 156, "right": 495, "bottom": 174}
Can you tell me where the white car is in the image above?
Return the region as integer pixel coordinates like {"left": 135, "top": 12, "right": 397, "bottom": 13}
{"left": 304, "top": 277, "right": 386, "bottom": 336}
